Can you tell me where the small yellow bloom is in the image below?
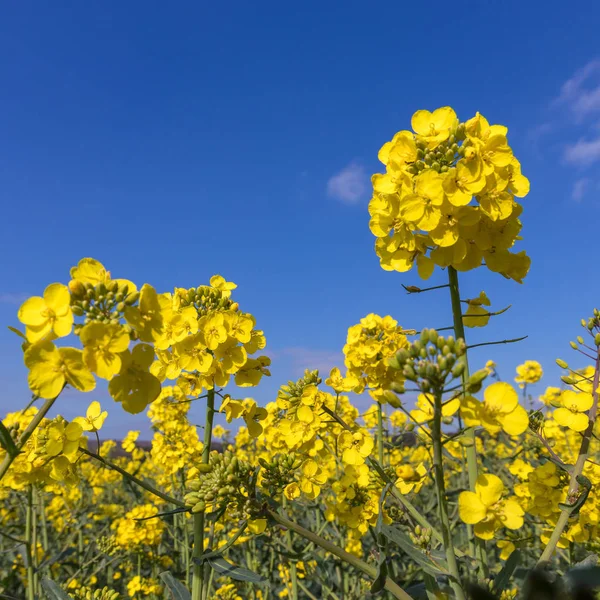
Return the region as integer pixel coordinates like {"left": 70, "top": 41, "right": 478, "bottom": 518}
{"left": 338, "top": 430, "right": 374, "bottom": 466}
{"left": 25, "top": 341, "right": 95, "bottom": 398}
{"left": 514, "top": 360, "right": 543, "bottom": 388}
{"left": 411, "top": 106, "right": 457, "bottom": 149}
{"left": 18, "top": 283, "right": 73, "bottom": 342}
{"left": 461, "top": 382, "right": 528, "bottom": 436}
{"left": 554, "top": 390, "right": 592, "bottom": 432}
{"left": 80, "top": 322, "right": 130, "bottom": 379}
{"left": 458, "top": 473, "right": 524, "bottom": 539}
{"left": 210, "top": 275, "right": 237, "bottom": 298}
{"left": 74, "top": 401, "right": 107, "bottom": 432}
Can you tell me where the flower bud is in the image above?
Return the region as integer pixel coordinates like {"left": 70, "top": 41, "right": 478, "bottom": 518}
{"left": 68, "top": 280, "right": 86, "bottom": 298}
{"left": 125, "top": 292, "right": 139, "bottom": 306}
{"left": 556, "top": 359, "right": 568, "bottom": 369}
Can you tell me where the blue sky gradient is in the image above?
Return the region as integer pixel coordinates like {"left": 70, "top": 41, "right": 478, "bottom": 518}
{"left": 2, "top": 1, "right": 600, "bottom": 438}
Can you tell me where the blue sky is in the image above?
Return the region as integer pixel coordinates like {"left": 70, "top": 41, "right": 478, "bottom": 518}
{"left": 1, "top": 1, "right": 600, "bottom": 439}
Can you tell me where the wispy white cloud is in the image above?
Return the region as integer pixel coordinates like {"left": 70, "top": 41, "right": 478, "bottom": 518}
{"left": 277, "top": 346, "right": 342, "bottom": 375}
{"left": 571, "top": 178, "right": 591, "bottom": 202}
{"left": 555, "top": 59, "right": 600, "bottom": 121}
{"left": 526, "top": 122, "right": 555, "bottom": 157}
{"left": 0, "top": 292, "right": 28, "bottom": 305}
{"left": 563, "top": 136, "right": 600, "bottom": 167}
{"left": 326, "top": 161, "right": 367, "bottom": 205}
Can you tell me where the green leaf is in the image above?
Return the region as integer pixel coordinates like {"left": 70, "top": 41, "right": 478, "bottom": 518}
{"left": 41, "top": 578, "right": 73, "bottom": 600}
{"left": 159, "top": 571, "right": 192, "bottom": 600}
{"left": 206, "top": 555, "right": 267, "bottom": 584}
{"left": 370, "top": 554, "right": 388, "bottom": 594}
{"left": 381, "top": 524, "right": 450, "bottom": 577}
{"left": 492, "top": 549, "right": 521, "bottom": 593}
{"left": 404, "top": 582, "right": 429, "bottom": 600}
{"left": 0, "top": 421, "right": 19, "bottom": 458}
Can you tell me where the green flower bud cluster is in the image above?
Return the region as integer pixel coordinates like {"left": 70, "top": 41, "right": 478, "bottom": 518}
{"left": 583, "top": 308, "right": 600, "bottom": 332}
{"left": 70, "top": 281, "right": 138, "bottom": 329}
{"left": 96, "top": 535, "right": 119, "bottom": 557}
{"left": 70, "top": 586, "right": 120, "bottom": 600}
{"left": 386, "top": 504, "right": 403, "bottom": 523}
{"left": 180, "top": 285, "right": 235, "bottom": 316}
{"left": 277, "top": 369, "right": 322, "bottom": 409}
{"left": 185, "top": 450, "right": 256, "bottom": 517}
{"left": 409, "top": 525, "right": 432, "bottom": 551}
{"left": 527, "top": 409, "right": 545, "bottom": 434}
{"left": 6, "top": 421, "right": 20, "bottom": 442}
{"left": 390, "top": 329, "right": 466, "bottom": 393}
{"left": 34, "top": 415, "right": 67, "bottom": 453}
{"left": 407, "top": 124, "right": 467, "bottom": 175}
{"left": 258, "top": 453, "right": 302, "bottom": 498}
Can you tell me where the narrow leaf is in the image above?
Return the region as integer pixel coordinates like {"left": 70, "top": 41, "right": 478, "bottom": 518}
{"left": 492, "top": 549, "right": 521, "bottom": 593}
{"left": 159, "top": 571, "right": 192, "bottom": 600}
{"left": 206, "top": 555, "right": 267, "bottom": 584}
{"left": 41, "top": 578, "right": 73, "bottom": 600}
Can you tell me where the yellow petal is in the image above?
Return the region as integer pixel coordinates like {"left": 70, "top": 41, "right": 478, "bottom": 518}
{"left": 498, "top": 404, "right": 529, "bottom": 436}
{"left": 18, "top": 296, "right": 47, "bottom": 326}
{"left": 476, "top": 473, "right": 504, "bottom": 507}
{"left": 484, "top": 382, "right": 518, "bottom": 414}
{"left": 458, "top": 491, "right": 487, "bottom": 524}
{"left": 43, "top": 283, "right": 70, "bottom": 312}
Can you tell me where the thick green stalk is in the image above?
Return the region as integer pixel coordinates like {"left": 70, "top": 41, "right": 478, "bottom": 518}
{"left": 448, "top": 266, "right": 487, "bottom": 574}
{"left": 538, "top": 348, "right": 600, "bottom": 563}
{"left": 267, "top": 509, "right": 414, "bottom": 600}
{"left": 432, "top": 392, "right": 466, "bottom": 600}
{"left": 0, "top": 396, "right": 59, "bottom": 482}
{"left": 192, "top": 388, "right": 216, "bottom": 600}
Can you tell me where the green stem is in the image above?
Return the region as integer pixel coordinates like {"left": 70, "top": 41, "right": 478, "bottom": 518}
{"left": 432, "top": 392, "right": 465, "bottom": 600}
{"left": 448, "top": 266, "right": 488, "bottom": 575}
{"left": 267, "top": 509, "right": 414, "bottom": 600}
{"left": 25, "top": 486, "right": 34, "bottom": 600}
{"left": 81, "top": 447, "right": 186, "bottom": 507}
{"left": 32, "top": 488, "right": 39, "bottom": 597}
{"left": 377, "top": 402, "right": 385, "bottom": 466}
{"left": 538, "top": 347, "right": 600, "bottom": 564}
{"left": 282, "top": 498, "right": 298, "bottom": 600}
{"left": 192, "top": 388, "right": 216, "bottom": 600}
{"left": 0, "top": 395, "right": 59, "bottom": 482}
